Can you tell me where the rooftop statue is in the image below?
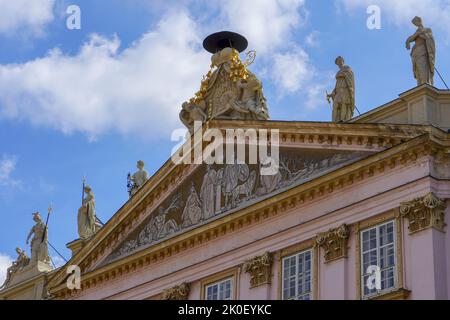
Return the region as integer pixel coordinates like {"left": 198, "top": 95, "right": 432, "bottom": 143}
{"left": 78, "top": 185, "right": 97, "bottom": 239}
{"left": 26, "top": 212, "right": 51, "bottom": 266}
{"left": 406, "top": 16, "right": 435, "bottom": 86}
{"left": 0, "top": 248, "right": 30, "bottom": 289}
{"left": 327, "top": 56, "right": 355, "bottom": 122}
{"left": 128, "top": 160, "right": 149, "bottom": 197}
{"left": 180, "top": 32, "right": 269, "bottom": 133}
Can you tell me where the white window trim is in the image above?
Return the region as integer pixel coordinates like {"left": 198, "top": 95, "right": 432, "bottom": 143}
{"left": 205, "top": 277, "right": 234, "bottom": 300}
{"left": 360, "top": 220, "right": 397, "bottom": 299}
{"left": 281, "top": 248, "right": 313, "bottom": 300}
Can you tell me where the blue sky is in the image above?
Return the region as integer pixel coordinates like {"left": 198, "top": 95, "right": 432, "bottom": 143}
{"left": 1, "top": 0, "right": 450, "bottom": 279}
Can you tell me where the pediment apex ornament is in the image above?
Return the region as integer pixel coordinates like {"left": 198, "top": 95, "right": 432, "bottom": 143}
{"left": 400, "top": 192, "right": 447, "bottom": 234}
{"left": 243, "top": 251, "right": 273, "bottom": 288}
{"left": 180, "top": 31, "right": 269, "bottom": 133}
{"left": 315, "top": 224, "right": 350, "bottom": 263}
{"left": 161, "top": 282, "right": 190, "bottom": 300}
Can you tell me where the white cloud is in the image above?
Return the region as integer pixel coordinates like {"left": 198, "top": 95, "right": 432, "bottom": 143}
{"left": 0, "top": 0, "right": 55, "bottom": 36}
{"left": 0, "top": 155, "right": 20, "bottom": 187}
{"left": 338, "top": 0, "right": 450, "bottom": 34}
{"left": 0, "top": 12, "right": 209, "bottom": 139}
{"left": 272, "top": 47, "right": 310, "bottom": 93}
{"left": 0, "top": 253, "right": 13, "bottom": 287}
{"left": 212, "top": 0, "right": 322, "bottom": 99}
{"left": 305, "top": 31, "right": 321, "bottom": 47}
{"left": 0, "top": 1, "right": 326, "bottom": 137}
{"left": 215, "top": 0, "right": 307, "bottom": 54}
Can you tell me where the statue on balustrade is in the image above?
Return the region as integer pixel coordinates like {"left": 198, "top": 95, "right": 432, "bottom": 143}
{"left": 128, "top": 160, "right": 149, "bottom": 197}
{"left": 78, "top": 185, "right": 97, "bottom": 239}
{"left": 406, "top": 16, "right": 436, "bottom": 86}
{"left": 26, "top": 212, "right": 51, "bottom": 266}
{"left": 327, "top": 56, "right": 355, "bottom": 122}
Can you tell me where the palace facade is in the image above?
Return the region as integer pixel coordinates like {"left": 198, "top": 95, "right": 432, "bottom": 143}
{"left": 1, "top": 31, "right": 449, "bottom": 300}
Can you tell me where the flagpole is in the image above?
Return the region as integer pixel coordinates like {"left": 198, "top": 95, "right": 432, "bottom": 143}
{"left": 41, "top": 202, "right": 52, "bottom": 243}
{"left": 82, "top": 176, "right": 86, "bottom": 206}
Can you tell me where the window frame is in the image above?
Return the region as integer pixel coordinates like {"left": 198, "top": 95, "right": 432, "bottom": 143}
{"left": 204, "top": 277, "right": 234, "bottom": 300}
{"left": 200, "top": 268, "right": 238, "bottom": 300}
{"left": 281, "top": 248, "right": 314, "bottom": 300}
{"left": 355, "top": 210, "right": 404, "bottom": 300}
{"left": 277, "top": 239, "right": 318, "bottom": 300}
{"left": 360, "top": 219, "right": 397, "bottom": 299}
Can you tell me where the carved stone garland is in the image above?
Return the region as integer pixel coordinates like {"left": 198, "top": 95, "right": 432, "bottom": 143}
{"left": 161, "top": 282, "right": 190, "bottom": 300}
{"left": 315, "top": 224, "right": 350, "bottom": 263}
{"left": 243, "top": 252, "right": 273, "bottom": 288}
{"left": 400, "top": 192, "right": 447, "bottom": 234}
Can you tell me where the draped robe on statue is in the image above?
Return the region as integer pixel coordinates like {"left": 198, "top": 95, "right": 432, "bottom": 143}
{"left": 30, "top": 221, "right": 49, "bottom": 264}
{"left": 411, "top": 27, "right": 435, "bottom": 86}
{"left": 78, "top": 193, "right": 96, "bottom": 239}
{"left": 332, "top": 66, "right": 355, "bottom": 122}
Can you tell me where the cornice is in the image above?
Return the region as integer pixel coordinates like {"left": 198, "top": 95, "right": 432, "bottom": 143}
{"left": 351, "top": 85, "right": 450, "bottom": 124}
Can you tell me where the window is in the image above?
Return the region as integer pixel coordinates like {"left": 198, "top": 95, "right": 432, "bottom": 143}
{"left": 282, "top": 249, "right": 313, "bottom": 300}
{"left": 360, "top": 220, "right": 396, "bottom": 298}
{"left": 205, "top": 277, "right": 233, "bottom": 300}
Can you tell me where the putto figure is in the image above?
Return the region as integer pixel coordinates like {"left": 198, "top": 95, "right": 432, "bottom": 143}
{"left": 128, "top": 160, "right": 149, "bottom": 196}
{"left": 406, "top": 16, "right": 435, "bottom": 86}
{"left": 327, "top": 56, "right": 355, "bottom": 122}
{"left": 26, "top": 212, "right": 51, "bottom": 265}
{"left": 78, "top": 185, "right": 96, "bottom": 239}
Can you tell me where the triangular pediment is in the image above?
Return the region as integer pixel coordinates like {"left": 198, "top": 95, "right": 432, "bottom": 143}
{"left": 48, "top": 121, "right": 434, "bottom": 291}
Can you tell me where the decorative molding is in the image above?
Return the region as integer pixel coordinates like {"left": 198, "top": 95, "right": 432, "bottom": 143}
{"left": 400, "top": 192, "right": 447, "bottom": 234}
{"left": 161, "top": 282, "right": 190, "bottom": 300}
{"left": 355, "top": 210, "right": 404, "bottom": 300}
{"left": 315, "top": 224, "right": 350, "bottom": 263}
{"left": 243, "top": 252, "right": 273, "bottom": 288}
{"left": 368, "top": 288, "right": 411, "bottom": 300}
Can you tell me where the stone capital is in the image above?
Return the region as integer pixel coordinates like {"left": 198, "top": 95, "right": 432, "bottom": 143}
{"left": 161, "top": 282, "right": 190, "bottom": 300}
{"left": 400, "top": 192, "right": 447, "bottom": 234}
{"left": 315, "top": 224, "right": 350, "bottom": 263}
{"left": 243, "top": 252, "right": 273, "bottom": 288}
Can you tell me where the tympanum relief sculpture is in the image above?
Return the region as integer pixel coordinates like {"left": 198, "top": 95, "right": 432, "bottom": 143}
{"left": 109, "top": 149, "right": 368, "bottom": 261}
